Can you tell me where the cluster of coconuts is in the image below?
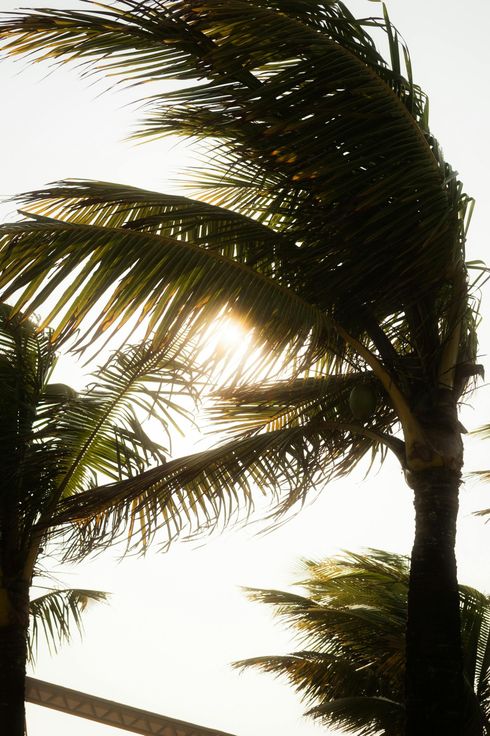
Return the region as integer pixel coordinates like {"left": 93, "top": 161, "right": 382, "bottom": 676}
{"left": 348, "top": 383, "right": 377, "bottom": 422}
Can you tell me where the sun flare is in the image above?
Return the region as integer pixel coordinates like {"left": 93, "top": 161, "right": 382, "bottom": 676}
{"left": 215, "top": 318, "right": 248, "bottom": 350}
{"left": 198, "top": 313, "right": 259, "bottom": 382}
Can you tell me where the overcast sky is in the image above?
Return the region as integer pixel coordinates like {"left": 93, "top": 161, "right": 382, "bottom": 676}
{"left": 1, "top": 1, "right": 490, "bottom": 735}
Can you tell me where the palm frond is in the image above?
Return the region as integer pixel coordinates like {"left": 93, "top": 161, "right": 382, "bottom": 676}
{"left": 26, "top": 338, "right": 198, "bottom": 542}
{"left": 476, "top": 610, "right": 490, "bottom": 722}
{"left": 0, "top": 214, "right": 336, "bottom": 371}
{"left": 0, "top": 304, "right": 58, "bottom": 536}
{"left": 0, "top": 2, "right": 203, "bottom": 83}
{"left": 120, "top": 2, "right": 465, "bottom": 311}
{"left": 208, "top": 372, "right": 398, "bottom": 438}
{"left": 0, "top": 303, "right": 200, "bottom": 553}
{"left": 244, "top": 583, "right": 405, "bottom": 682}
{"left": 234, "top": 651, "right": 380, "bottom": 713}
{"left": 459, "top": 585, "right": 490, "bottom": 694}
{"left": 0, "top": 1, "right": 475, "bottom": 378}
{"left": 34, "top": 362, "right": 407, "bottom": 558}
{"left": 309, "top": 695, "right": 403, "bottom": 736}
{"left": 45, "top": 410, "right": 390, "bottom": 558}
{"left": 239, "top": 550, "right": 490, "bottom": 732}
{"left": 11, "top": 180, "right": 295, "bottom": 259}
{"left": 28, "top": 587, "right": 108, "bottom": 663}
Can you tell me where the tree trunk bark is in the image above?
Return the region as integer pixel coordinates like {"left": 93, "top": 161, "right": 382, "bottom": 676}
{"left": 0, "top": 579, "right": 29, "bottom": 736}
{"left": 405, "top": 466, "right": 469, "bottom": 736}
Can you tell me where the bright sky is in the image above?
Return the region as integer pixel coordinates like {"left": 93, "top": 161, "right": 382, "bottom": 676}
{"left": 1, "top": 1, "right": 489, "bottom": 735}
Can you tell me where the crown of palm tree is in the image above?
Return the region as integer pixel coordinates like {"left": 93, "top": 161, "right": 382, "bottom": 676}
{"left": 0, "top": 301, "right": 196, "bottom": 569}
{"left": 0, "top": 301, "right": 201, "bottom": 731}
{"left": 236, "top": 550, "right": 490, "bottom": 735}
{"left": 0, "top": 0, "right": 481, "bottom": 551}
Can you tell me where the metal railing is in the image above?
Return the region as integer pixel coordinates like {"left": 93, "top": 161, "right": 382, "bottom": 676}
{"left": 26, "top": 677, "right": 236, "bottom": 736}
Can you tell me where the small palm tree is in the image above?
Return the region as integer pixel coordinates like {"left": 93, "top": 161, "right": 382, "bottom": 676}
{"left": 237, "top": 550, "right": 490, "bottom": 736}
{"left": 0, "top": 303, "right": 194, "bottom": 734}
{"left": 0, "top": 3, "right": 485, "bottom": 731}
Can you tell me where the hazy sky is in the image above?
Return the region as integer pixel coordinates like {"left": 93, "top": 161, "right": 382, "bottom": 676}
{"left": 1, "top": 1, "right": 490, "bottom": 735}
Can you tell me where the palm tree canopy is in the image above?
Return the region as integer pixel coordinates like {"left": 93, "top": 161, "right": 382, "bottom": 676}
{"left": 0, "top": 2, "right": 475, "bottom": 348}
{"left": 0, "top": 303, "right": 195, "bottom": 568}
{"left": 0, "top": 1, "right": 481, "bottom": 551}
{"left": 236, "top": 550, "right": 490, "bottom": 735}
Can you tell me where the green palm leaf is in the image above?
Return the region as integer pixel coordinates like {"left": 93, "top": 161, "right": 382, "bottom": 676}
{"left": 39, "top": 340, "right": 196, "bottom": 501}
{"left": 208, "top": 373, "right": 397, "bottom": 436}
{"left": 236, "top": 550, "right": 490, "bottom": 734}
{"left": 0, "top": 213, "right": 335, "bottom": 370}
{"left": 310, "top": 696, "right": 404, "bottom": 736}
{"left": 0, "top": 305, "right": 197, "bottom": 559}
{"left": 28, "top": 588, "right": 108, "bottom": 663}
{"left": 11, "top": 180, "right": 294, "bottom": 259}
{"left": 49, "top": 420, "right": 370, "bottom": 556}
{"left": 38, "top": 369, "right": 402, "bottom": 556}
{"left": 0, "top": 304, "right": 59, "bottom": 536}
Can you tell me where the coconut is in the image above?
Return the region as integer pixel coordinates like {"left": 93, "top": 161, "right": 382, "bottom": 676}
{"left": 42, "top": 383, "right": 78, "bottom": 401}
{"left": 349, "top": 384, "right": 377, "bottom": 421}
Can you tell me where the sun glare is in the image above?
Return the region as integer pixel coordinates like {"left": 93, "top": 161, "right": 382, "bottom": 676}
{"left": 199, "top": 313, "right": 259, "bottom": 382}
{"left": 216, "top": 318, "right": 248, "bottom": 350}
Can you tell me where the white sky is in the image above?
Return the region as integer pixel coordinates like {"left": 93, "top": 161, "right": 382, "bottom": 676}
{"left": 1, "top": 1, "right": 489, "bottom": 734}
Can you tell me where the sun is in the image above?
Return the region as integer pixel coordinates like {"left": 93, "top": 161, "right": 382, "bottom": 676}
{"left": 198, "top": 312, "right": 257, "bottom": 381}
{"left": 216, "top": 318, "right": 248, "bottom": 350}
{"left": 210, "top": 315, "right": 253, "bottom": 359}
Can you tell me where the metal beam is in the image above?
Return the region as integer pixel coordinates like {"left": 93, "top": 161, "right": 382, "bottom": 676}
{"left": 26, "top": 677, "right": 236, "bottom": 736}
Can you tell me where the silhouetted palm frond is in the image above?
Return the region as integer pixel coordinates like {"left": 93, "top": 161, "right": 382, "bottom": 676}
{"left": 236, "top": 550, "right": 490, "bottom": 734}
{"left": 28, "top": 588, "right": 109, "bottom": 662}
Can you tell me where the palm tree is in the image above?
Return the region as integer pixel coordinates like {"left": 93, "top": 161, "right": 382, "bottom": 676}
{"left": 0, "top": 303, "right": 194, "bottom": 734}
{"left": 236, "top": 550, "right": 490, "bottom": 736}
{"left": 0, "top": 2, "right": 485, "bottom": 731}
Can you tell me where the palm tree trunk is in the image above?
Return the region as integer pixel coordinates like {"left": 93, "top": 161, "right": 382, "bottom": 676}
{"left": 405, "top": 466, "right": 469, "bottom": 735}
{"left": 0, "top": 580, "right": 29, "bottom": 735}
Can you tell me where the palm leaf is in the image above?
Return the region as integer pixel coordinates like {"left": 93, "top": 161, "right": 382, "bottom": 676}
{"left": 238, "top": 550, "right": 490, "bottom": 733}
{"left": 47, "top": 340, "right": 196, "bottom": 494}
{"left": 36, "top": 365, "right": 404, "bottom": 558}
{"left": 45, "top": 412, "right": 389, "bottom": 557}
{"left": 0, "top": 306, "right": 199, "bottom": 557}
{"left": 11, "top": 180, "right": 295, "bottom": 261}
{"left": 207, "top": 373, "right": 397, "bottom": 437}
{"left": 244, "top": 584, "right": 405, "bottom": 682}
{"left": 27, "top": 338, "right": 198, "bottom": 543}
{"left": 0, "top": 304, "right": 59, "bottom": 537}
{"left": 28, "top": 588, "right": 108, "bottom": 663}
{"left": 0, "top": 214, "right": 336, "bottom": 371}
{"left": 0, "top": 1, "right": 475, "bottom": 374}
{"left": 234, "top": 651, "right": 381, "bottom": 713}
{"left": 309, "top": 696, "right": 404, "bottom": 736}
